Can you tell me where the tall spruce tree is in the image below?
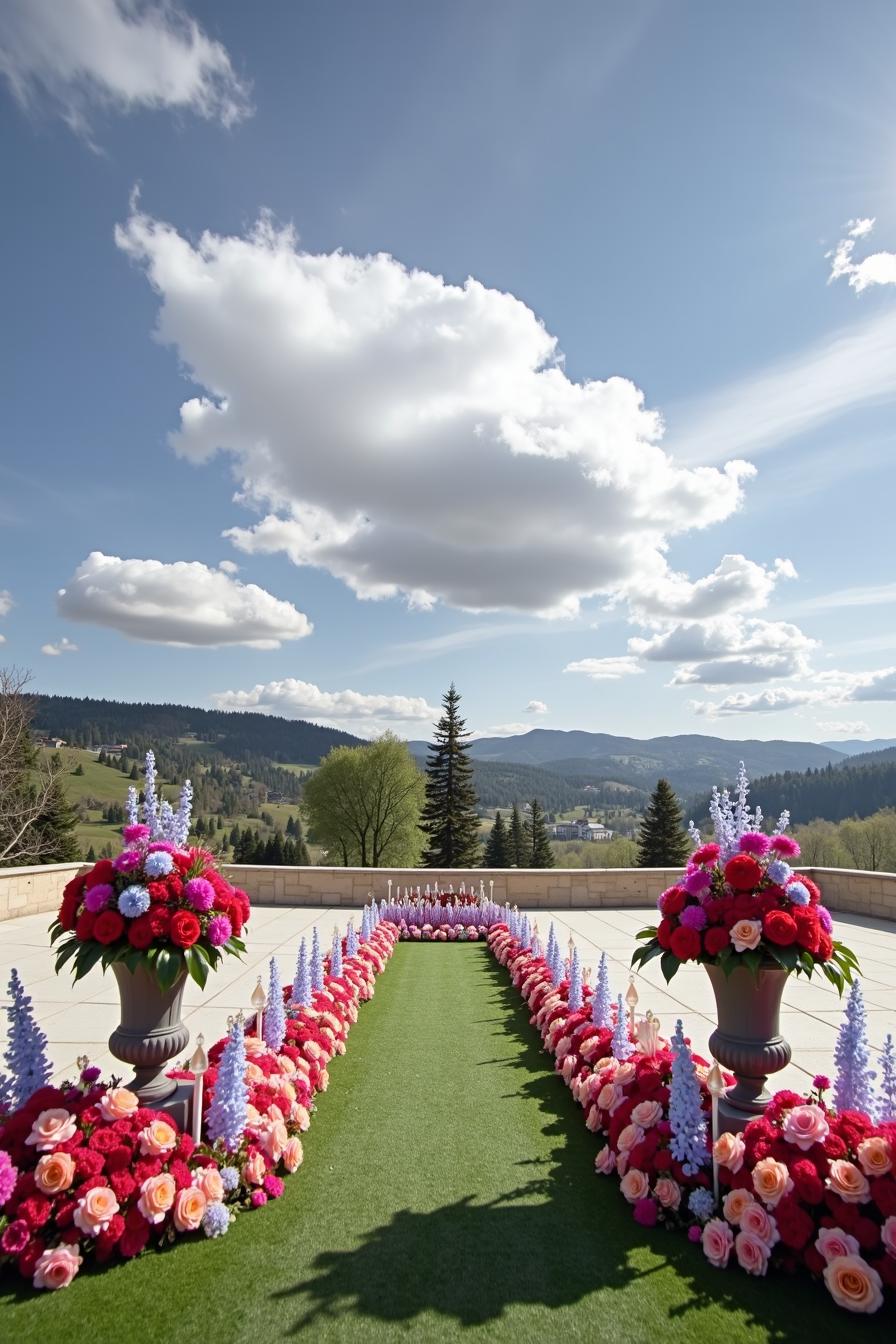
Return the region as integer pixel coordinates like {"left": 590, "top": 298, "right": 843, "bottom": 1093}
{"left": 637, "top": 778, "right": 690, "bottom": 867}
{"left": 294, "top": 818, "right": 311, "bottom": 865}
{"left": 527, "top": 798, "right": 555, "bottom": 868}
{"left": 421, "top": 684, "right": 481, "bottom": 867}
{"left": 483, "top": 810, "right": 511, "bottom": 867}
{"left": 508, "top": 803, "right": 526, "bottom": 867}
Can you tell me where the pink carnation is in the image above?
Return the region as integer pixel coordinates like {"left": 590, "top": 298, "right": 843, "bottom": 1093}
{"left": 769, "top": 835, "right": 800, "bottom": 858}
{"left": 739, "top": 831, "right": 771, "bottom": 857}
{"left": 184, "top": 877, "right": 215, "bottom": 912}
{"left": 113, "top": 849, "right": 142, "bottom": 873}
{"left": 122, "top": 825, "right": 150, "bottom": 844}
{"left": 84, "top": 883, "right": 115, "bottom": 913}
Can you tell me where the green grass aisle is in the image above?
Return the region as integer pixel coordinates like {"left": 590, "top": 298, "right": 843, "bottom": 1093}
{"left": 1, "top": 944, "right": 890, "bottom": 1342}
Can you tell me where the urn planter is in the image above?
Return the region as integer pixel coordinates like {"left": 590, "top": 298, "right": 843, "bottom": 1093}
{"left": 706, "top": 962, "right": 792, "bottom": 1135}
{"left": 109, "top": 962, "right": 190, "bottom": 1106}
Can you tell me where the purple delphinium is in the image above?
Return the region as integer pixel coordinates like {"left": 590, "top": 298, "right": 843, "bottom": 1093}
{"left": 833, "top": 979, "right": 876, "bottom": 1116}
{"left": 143, "top": 750, "right": 159, "bottom": 834}
{"left": 878, "top": 1035, "right": 896, "bottom": 1123}
{"left": 0, "top": 969, "right": 52, "bottom": 1111}
{"left": 207, "top": 914, "right": 232, "bottom": 947}
{"left": 84, "top": 883, "right": 114, "bottom": 914}
{"left": 184, "top": 877, "right": 215, "bottom": 912}
{"left": 206, "top": 1018, "right": 248, "bottom": 1152}
{"left": 669, "top": 1019, "right": 709, "bottom": 1176}
{"left": 292, "top": 937, "right": 311, "bottom": 1006}
{"left": 592, "top": 952, "right": 611, "bottom": 1029}
{"left": 173, "top": 778, "right": 193, "bottom": 848}
{"left": 310, "top": 928, "right": 324, "bottom": 991}
{"left": 330, "top": 929, "right": 344, "bottom": 980}
{"left": 202, "top": 1202, "right": 231, "bottom": 1237}
{"left": 688, "top": 1188, "right": 715, "bottom": 1221}
{"left": 346, "top": 921, "right": 359, "bottom": 959}
{"left": 264, "top": 958, "right": 286, "bottom": 1053}
{"left": 610, "top": 995, "right": 630, "bottom": 1062}
{"left": 567, "top": 948, "right": 583, "bottom": 1012}
{"left": 680, "top": 905, "right": 707, "bottom": 931}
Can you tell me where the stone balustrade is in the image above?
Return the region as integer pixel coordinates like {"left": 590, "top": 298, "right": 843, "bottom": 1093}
{"left": 2, "top": 860, "right": 895, "bottom": 923}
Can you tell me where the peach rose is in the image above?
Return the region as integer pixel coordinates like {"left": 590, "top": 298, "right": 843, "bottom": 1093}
{"left": 98, "top": 1088, "right": 139, "bottom": 1122}
{"left": 823, "top": 1255, "right": 883, "bottom": 1314}
{"left": 615, "top": 1063, "right": 637, "bottom": 1087}
{"left": 881, "top": 1216, "right": 896, "bottom": 1258}
{"left": 631, "top": 1100, "right": 663, "bottom": 1130}
{"left": 138, "top": 1119, "right": 178, "bottom": 1157}
{"left": 734, "top": 1229, "right": 770, "bottom": 1276}
{"left": 617, "top": 1124, "right": 645, "bottom": 1154}
{"left": 722, "top": 1188, "right": 755, "bottom": 1225}
{"left": 597, "top": 1083, "right": 622, "bottom": 1112}
{"left": 25, "top": 1109, "right": 77, "bottom": 1152}
{"left": 291, "top": 1103, "right": 311, "bottom": 1131}
{"left": 585, "top": 1107, "right": 601, "bottom": 1133}
{"left": 655, "top": 1177, "right": 681, "bottom": 1211}
{"left": 730, "top": 919, "right": 762, "bottom": 953}
{"left": 173, "top": 1185, "right": 207, "bottom": 1232}
{"left": 620, "top": 1168, "right": 650, "bottom": 1203}
{"left": 276, "top": 1053, "right": 297, "bottom": 1075}
{"left": 318, "top": 1068, "right": 330, "bottom": 1091}
{"left": 283, "top": 1137, "right": 304, "bottom": 1173}
{"left": 34, "top": 1151, "right": 76, "bottom": 1196}
{"left": 242, "top": 1150, "right": 267, "bottom": 1186}
{"left": 739, "top": 1201, "right": 779, "bottom": 1249}
{"left": 32, "top": 1244, "right": 82, "bottom": 1290}
{"left": 782, "top": 1103, "right": 829, "bottom": 1152}
{"left": 260, "top": 1119, "right": 289, "bottom": 1162}
{"left": 598, "top": 1059, "right": 620, "bottom": 1080}
{"left": 192, "top": 1166, "right": 224, "bottom": 1202}
{"left": 702, "top": 1217, "right": 734, "bottom": 1268}
{"left": 266, "top": 1102, "right": 286, "bottom": 1123}
{"left": 615, "top": 1151, "right": 629, "bottom": 1177}
{"left": 73, "top": 1184, "right": 120, "bottom": 1237}
{"left": 594, "top": 1146, "right": 616, "bottom": 1176}
{"left": 245, "top": 1104, "right": 262, "bottom": 1126}
{"left": 751, "top": 1156, "right": 793, "bottom": 1207}
{"left": 243, "top": 1036, "right": 267, "bottom": 1057}
{"left": 816, "top": 1226, "right": 860, "bottom": 1262}
{"left": 856, "top": 1136, "right": 892, "bottom": 1178}
{"left": 137, "top": 1172, "right": 176, "bottom": 1224}
{"left": 827, "top": 1159, "right": 871, "bottom": 1204}
{"left": 713, "top": 1131, "right": 745, "bottom": 1173}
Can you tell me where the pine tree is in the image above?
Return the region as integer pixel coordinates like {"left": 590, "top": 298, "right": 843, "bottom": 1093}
{"left": 483, "top": 810, "right": 511, "bottom": 867}
{"left": 421, "top": 684, "right": 481, "bottom": 867}
{"left": 72, "top": 762, "right": 84, "bottom": 776}
{"left": 527, "top": 798, "right": 555, "bottom": 868}
{"left": 85, "top": 845, "right": 97, "bottom": 862}
{"left": 508, "top": 803, "right": 526, "bottom": 867}
{"left": 32, "top": 757, "right": 80, "bottom": 862}
{"left": 229, "top": 825, "right": 240, "bottom": 848}
{"left": 637, "top": 779, "right": 690, "bottom": 868}
{"left": 129, "top": 762, "right": 139, "bottom": 780}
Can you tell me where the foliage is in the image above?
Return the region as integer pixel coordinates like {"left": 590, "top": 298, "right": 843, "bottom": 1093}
{"left": 637, "top": 779, "right": 690, "bottom": 868}
{"left": 304, "top": 734, "right": 424, "bottom": 868}
{"left": 483, "top": 809, "right": 511, "bottom": 867}
{"left": 0, "top": 670, "right": 76, "bottom": 868}
{"left": 525, "top": 798, "right": 555, "bottom": 868}
{"left": 508, "top": 803, "right": 526, "bottom": 867}
{"left": 421, "top": 685, "right": 481, "bottom": 868}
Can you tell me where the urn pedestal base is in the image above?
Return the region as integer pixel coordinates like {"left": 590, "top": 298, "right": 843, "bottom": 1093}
{"left": 705, "top": 962, "right": 792, "bottom": 1136}
{"left": 109, "top": 962, "right": 190, "bottom": 1110}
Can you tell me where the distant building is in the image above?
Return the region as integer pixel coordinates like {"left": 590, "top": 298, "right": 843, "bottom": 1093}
{"left": 96, "top": 743, "right": 128, "bottom": 755}
{"left": 42, "top": 737, "right": 66, "bottom": 749}
{"left": 550, "top": 819, "right": 614, "bottom": 841}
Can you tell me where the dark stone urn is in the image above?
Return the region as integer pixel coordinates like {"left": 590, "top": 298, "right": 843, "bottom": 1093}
{"left": 706, "top": 963, "right": 792, "bottom": 1135}
{"left": 109, "top": 962, "right": 190, "bottom": 1106}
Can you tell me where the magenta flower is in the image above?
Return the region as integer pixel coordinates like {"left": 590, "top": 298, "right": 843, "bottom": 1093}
{"left": 84, "top": 883, "right": 115, "bottom": 913}
{"left": 687, "top": 1225, "right": 702, "bottom": 1243}
{"left": 769, "top": 834, "right": 800, "bottom": 858}
{"left": 207, "top": 914, "right": 232, "bottom": 947}
{"left": 680, "top": 905, "right": 708, "bottom": 931}
{"left": 263, "top": 1174, "right": 284, "bottom": 1198}
{"left": 739, "top": 831, "right": 771, "bottom": 857}
{"left": 0, "top": 1219, "right": 30, "bottom": 1254}
{"left": 817, "top": 906, "right": 833, "bottom": 933}
{"left": 684, "top": 870, "right": 711, "bottom": 897}
{"left": 633, "top": 1197, "right": 658, "bottom": 1228}
{"left": 122, "top": 824, "right": 150, "bottom": 844}
{"left": 0, "top": 1151, "right": 18, "bottom": 1207}
{"left": 813, "top": 1074, "right": 831, "bottom": 1091}
{"left": 250, "top": 1190, "right": 268, "bottom": 1208}
{"left": 184, "top": 877, "right": 215, "bottom": 912}
{"left": 113, "top": 849, "right": 142, "bottom": 873}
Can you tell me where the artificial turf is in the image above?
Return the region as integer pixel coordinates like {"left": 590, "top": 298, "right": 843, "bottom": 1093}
{"left": 1, "top": 943, "right": 890, "bottom": 1342}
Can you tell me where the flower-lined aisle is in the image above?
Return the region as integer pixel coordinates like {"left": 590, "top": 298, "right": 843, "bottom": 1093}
{"left": 487, "top": 913, "right": 896, "bottom": 1314}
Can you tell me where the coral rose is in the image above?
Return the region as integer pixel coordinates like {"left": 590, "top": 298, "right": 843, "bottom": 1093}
{"left": 173, "top": 1185, "right": 207, "bottom": 1233}
{"left": 25, "top": 1109, "right": 77, "bottom": 1152}
{"left": 137, "top": 1172, "right": 176, "bottom": 1224}
{"left": 138, "top": 1120, "right": 178, "bottom": 1157}
{"left": 99, "top": 1087, "right": 139, "bottom": 1122}
{"left": 73, "top": 1185, "right": 120, "bottom": 1237}
{"left": 782, "top": 1103, "right": 829, "bottom": 1152}
{"left": 816, "top": 1226, "right": 860, "bottom": 1262}
{"left": 654, "top": 1177, "right": 681, "bottom": 1210}
{"left": 739, "top": 1202, "right": 779, "bottom": 1248}
{"left": 192, "top": 1166, "right": 224, "bottom": 1202}
{"left": 734, "top": 1229, "right": 770, "bottom": 1276}
{"left": 881, "top": 1215, "right": 896, "bottom": 1257}
{"left": 34, "top": 1151, "right": 76, "bottom": 1196}
{"left": 702, "top": 1217, "right": 734, "bottom": 1267}
{"left": 32, "top": 1244, "right": 82, "bottom": 1290}
{"left": 594, "top": 1147, "right": 616, "bottom": 1175}
{"left": 730, "top": 919, "right": 762, "bottom": 953}
{"left": 823, "top": 1255, "right": 883, "bottom": 1313}
{"left": 620, "top": 1168, "right": 650, "bottom": 1203}
{"left": 283, "top": 1137, "right": 304, "bottom": 1173}
{"left": 242, "top": 1151, "right": 267, "bottom": 1186}
{"left": 631, "top": 1099, "right": 663, "bottom": 1130}
{"left": 857, "top": 1136, "right": 892, "bottom": 1178}
{"left": 259, "top": 1119, "right": 289, "bottom": 1162}
{"left": 751, "top": 1156, "right": 793, "bottom": 1207}
{"left": 713, "top": 1131, "right": 745, "bottom": 1173}
{"left": 722, "top": 1188, "right": 755, "bottom": 1225}
{"left": 827, "top": 1159, "right": 871, "bottom": 1204}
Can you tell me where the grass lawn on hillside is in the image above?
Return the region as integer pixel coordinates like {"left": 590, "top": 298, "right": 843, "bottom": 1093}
{"left": 2, "top": 945, "right": 888, "bottom": 1343}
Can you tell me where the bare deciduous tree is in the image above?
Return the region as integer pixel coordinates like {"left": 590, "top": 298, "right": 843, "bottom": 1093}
{"left": 0, "top": 666, "right": 69, "bottom": 866}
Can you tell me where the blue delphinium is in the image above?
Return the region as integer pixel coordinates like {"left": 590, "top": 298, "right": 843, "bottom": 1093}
{"left": 567, "top": 948, "right": 583, "bottom": 1012}
{"left": 330, "top": 929, "right": 343, "bottom": 979}
{"left": 310, "top": 927, "right": 324, "bottom": 991}
{"left": 219, "top": 1166, "right": 240, "bottom": 1193}
{"left": 173, "top": 778, "right": 193, "bottom": 847}
{"left": 346, "top": 921, "right": 359, "bottom": 959}
{"left": 143, "top": 750, "right": 159, "bottom": 834}
{"left": 669, "top": 1019, "right": 709, "bottom": 1176}
{"left": 546, "top": 922, "right": 557, "bottom": 969}
{"left": 264, "top": 958, "right": 286, "bottom": 1053}
{"left": 125, "top": 785, "right": 140, "bottom": 828}
{"left": 520, "top": 915, "right": 531, "bottom": 951}
{"left": 292, "top": 937, "right": 311, "bottom": 1007}
{"left": 144, "top": 849, "right": 174, "bottom": 878}
{"left": 206, "top": 1018, "right": 248, "bottom": 1152}
{"left": 592, "top": 952, "right": 611, "bottom": 1029}
{"left": 0, "top": 969, "right": 52, "bottom": 1110}
{"left": 610, "top": 994, "right": 630, "bottom": 1062}
{"left": 118, "top": 885, "right": 151, "bottom": 918}
{"left": 834, "top": 979, "right": 876, "bottom": 1116}
{"left": 688, "top": 1188, "right": 716, "bottom": 1222}
{"left": 202, "top": 1202, "right": 232, "bottom": 1237}
{"left": 878, "top": 1035, "right": 896, "bottom": 1123}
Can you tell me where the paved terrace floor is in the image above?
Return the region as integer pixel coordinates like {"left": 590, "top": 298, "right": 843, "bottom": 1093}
{"left": 2, "top": 906, "right": 894, "bottom": 1094}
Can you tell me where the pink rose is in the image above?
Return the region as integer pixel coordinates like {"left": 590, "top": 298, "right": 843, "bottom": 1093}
{"left": 25, "top": 1109, "right": 77, "bottom": 1152}
{"left": 816, "top": 1226, "right": 860, "bottom": 1263}
{"left": 881, "top": 1216, "right": 896, "bottom": 1258}
{"left": 73, "top": 1184, "right": 120, "bottom": 1237}
{"left": 137, "top": 1172, "right": 176, "bottom": 1224}
{"left": 823, "top": 1255, "right": 884, "bottom": 1313}
{"left": 782, "top": 1103, "right": 829, "bottom": 1152}
{"left": 173, "top": 1185, "right": 207, "bottom": 1232}
{"left": 290, "top": 1103, "right": 311, "bottom": 1131}
{"left": 630, "top": 1100, "right": 663, "bottom": 1130}
{"left": 259, "top": 1119, "right": 289, "bottom": 1163}
{"left": 99, "top": 1087, "right": 139, "bottom": 1122}
{"left": 192, "top": 1167, "right": 224, "bottom": 1202}
{"left": 138, "top": 1119, "right": 178, "bottom": 1157}
{"left": 617, "top": 1124, "right": 645, "bottom": 1154}
{"left": 34, "top": 1151, "right": 76, "bottom": 1196}
{"left": 620, "top": 1168, "right": 650, "bottom": 1203}
{"left": 32, "top": 1244, "right": 82, "bottom": 1290}
{"left": 283, "top": 1137, "right": 304, "bottom": 1174}
{"left": 242, "top": 1150, "right": 267, "bottom": 1186}
{"left": 739, "top": 1201, "right": 779, "bottom": 1249}
{"left": 594, "top": 1147, "right": 616, "bottom": 1176}
{"left": 722, "top": 1188, "right": 755, "bottom": 1225}
{"left": 713, "top": 1131, "right": 745, "bottom": 1173}
{"left": 734, "top": 1229, "right": 770, "bottom": 1276}
{"left": 702, "top": 1217, "right": 734, "bottom": 1268}
{"left": 856, "top": 1136, "right": 892, "bottom": 1178}
{"left": 615, "top": 1151, "right": 629, "bottom": 1177}
{"left": 729, "top": 919, "right": 762, "bottom": 953}
{"left": 826, "top": 1159, "right": 871, "bottom": 1204}
{"left": 615, "top": 1063, "right": 637, "bottom": 1087}
{"left": 597, "top": 1083, "right": 622, "bottom": 1112}
{"left": 654, "top": 1177, "right": 681, "bottom": 1211}
{"left": 751, "top": 1156, "right": 793, "bottom": 1207}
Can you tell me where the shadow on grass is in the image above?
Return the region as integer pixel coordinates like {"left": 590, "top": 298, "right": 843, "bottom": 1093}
{"left": 274, "top": 956, "right": 863, "bottom": 1339}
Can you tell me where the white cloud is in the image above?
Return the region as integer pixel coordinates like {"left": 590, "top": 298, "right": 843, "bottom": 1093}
{"left": 691, "top": 687, "right": 827, "bottom": 717}
{"left": 691, "top": 665, "right": 896, "bottom": 716}
{"left": 0, "top": 590, "right": 12, "bottom": 618}
{"left": 115, "top": 203, "right": 756, "bottom": 617}
{"left": 524, "top": 700, "right": 548, "bottom": 714}
{"left": 41, "top": 637, "right": 78, "bottom": 656}
{"left": 564, "top": 655, "right": 644, "bottom": 681}
{"left": 626, "top": 555, "right": 796, "bottom": 624}
{"left": 816, "top": 720, "right": 871, "bottom": 737}
{"left": 211, "top": 678, "right": 437, "bottom": 732}
{"left": 218, "top": 559, "right": 239, "bottom": 574}
{"left": 469, "top": 722, "right": 536, "bottom": 739}
{"left": 828, "top": 218, "right": 896, "bottom": 293}
{"left": 843, "top": 667, "right": 896, "bottom": 702}
{"left": 57, "top": 552, "right": 312, "bottom": 648}
{"left": 0, "top": 0, "right": 251, "bottom": 133}
{"left": 630, "top": 615, "right": 815, "bottom": 687}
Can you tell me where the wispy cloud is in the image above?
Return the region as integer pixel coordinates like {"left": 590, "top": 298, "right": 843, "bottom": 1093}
{"left": 357, "top": 621, "right": 582, "bottom": 672}
{"left": 780, "top": 580, "right": 896, "bottom": 617}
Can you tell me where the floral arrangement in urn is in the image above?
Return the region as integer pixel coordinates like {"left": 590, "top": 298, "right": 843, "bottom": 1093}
{"left": 50, "top": 751, "right": 250, "bottom": 991}
{"left": 631, "top": 764, "right": 858, "bottom": 992}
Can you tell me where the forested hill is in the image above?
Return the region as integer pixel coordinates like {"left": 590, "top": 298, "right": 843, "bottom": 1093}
{"left": 33, "top": 695, "right": 364, "bottom": 765}
{"left": 691, "top": 752, "right": 896, "bottom": 827}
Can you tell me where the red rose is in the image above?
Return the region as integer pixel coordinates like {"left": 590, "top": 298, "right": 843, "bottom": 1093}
{"left": 792, "top": 909, "right": 820, "bottom": 953}
{"left": 170, "top": 909, "right": 201, "bottom": 948}
{"left": 703, "top": 926, "right": 729, "bottom": 957}
{"left": 93, "top": 910, "right": 125, "bottom": 945}
{"left": 84, "top": 859, "right": 115, "bottom": 888}
{"left": 59, "top": 876, "right": 85, "bottom": 931}
{"left": 75, "top": 910, "right": 97, "bottom": 942}
{"left": 670, "top": 925, "right": 701, "bottom": 962}
{"left": 774, "top": 1196, "right": 814, "bottom": 1250}
{"left": 763, "top": 910, "right": 797, "bottom": 946}
{"left": 16, "top": 1236, "right": 46, "bottom": 1279}
{"left": 724, "top": 854, "right": 763, "bottom": 891}
{"left": 95, "top": 1212, "right": 126, "bottom": 1264}
{"left": 659, "top": 886, "right": 686, "bottom": 917}
{"left": 656, "top": 917, "right": 674, "bottom": 950}
{"left": 127, "top": 913, "right": 156, "bottom": 949}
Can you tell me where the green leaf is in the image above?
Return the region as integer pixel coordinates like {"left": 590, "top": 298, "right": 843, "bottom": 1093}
{"left": 72, "top": 941, "right": 106, "bottom": 982}
{"left": 634, "top": 927, "right": 658, "bottom": 942}
{"left": 184, "top": 947, "right": 209, "bottom": 990}
{"left": 660, "top": 951, "right": 680, "bottom": 984}
{"left": 154, "top": 947, "right": 184, "bottom": 992}
{"left": 741, "top": 948, "right": 764, "bottom": 981}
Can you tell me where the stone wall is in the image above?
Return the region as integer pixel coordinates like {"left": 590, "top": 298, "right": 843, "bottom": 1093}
{"left": 2, "top": 861, "right": 895, "bottom": 922}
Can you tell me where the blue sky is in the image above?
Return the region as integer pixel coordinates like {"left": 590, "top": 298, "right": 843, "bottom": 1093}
{"left": 1, "top": 0, "right": 895, "bottom": 745}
